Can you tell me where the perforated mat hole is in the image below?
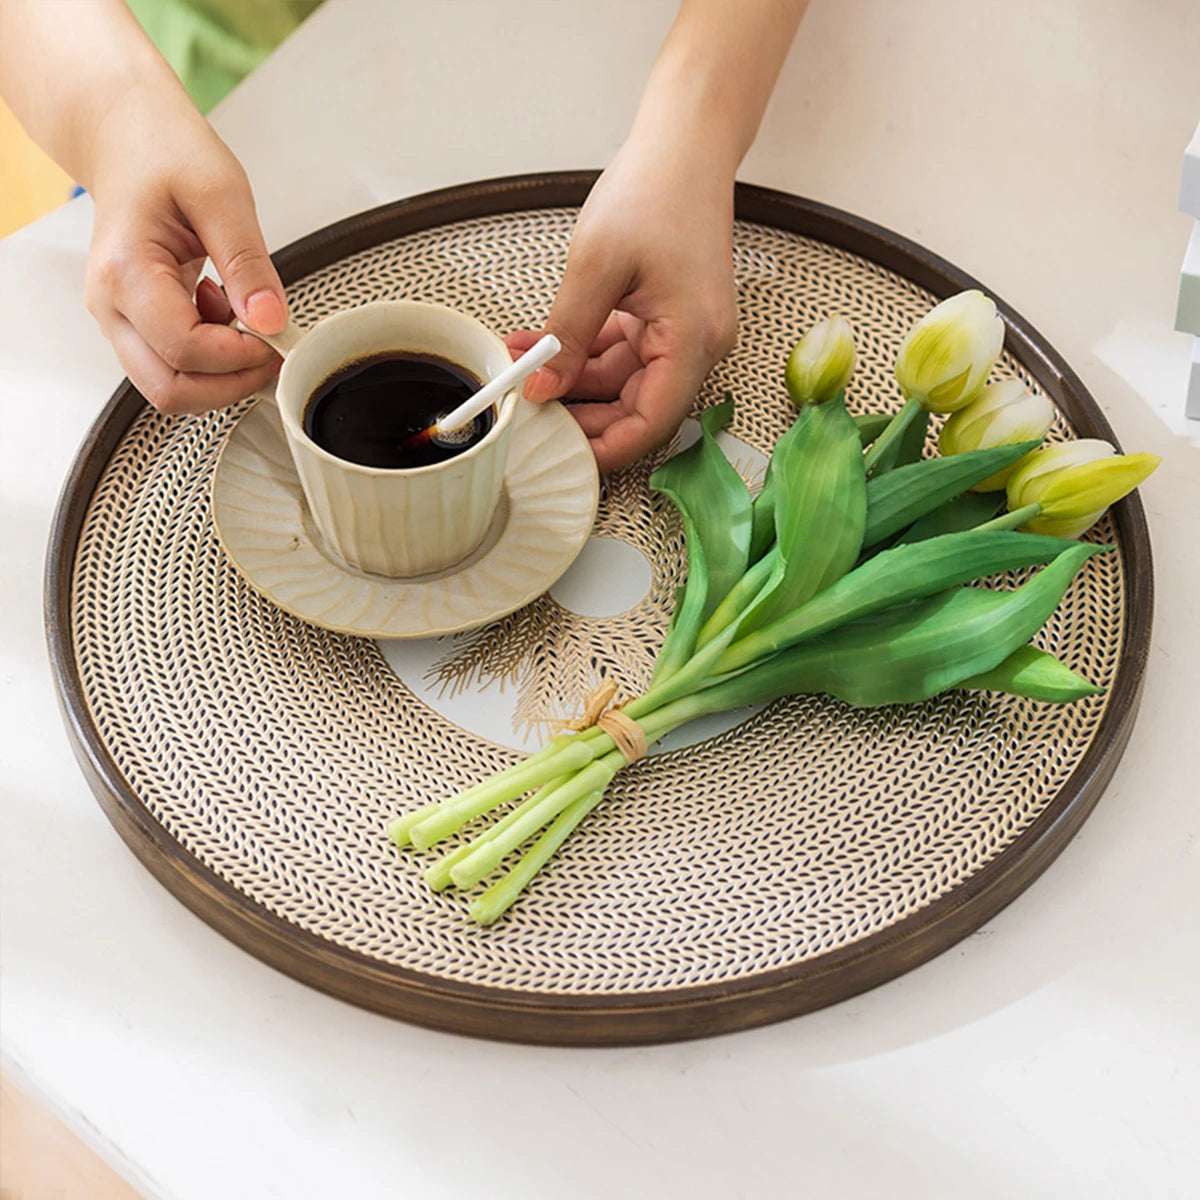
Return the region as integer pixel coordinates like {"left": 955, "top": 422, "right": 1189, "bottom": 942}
{"left": 549, "top": 536, "right": 653, "bottom": 618}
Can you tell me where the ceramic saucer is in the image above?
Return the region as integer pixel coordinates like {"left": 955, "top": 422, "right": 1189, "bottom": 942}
{"left": 211, "top": 394, "right": 598, "bottom": 638}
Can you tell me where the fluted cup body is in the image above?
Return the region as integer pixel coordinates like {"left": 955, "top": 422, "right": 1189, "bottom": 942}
{"left": 274, "top": 301, "right": 516, "bottom": 578}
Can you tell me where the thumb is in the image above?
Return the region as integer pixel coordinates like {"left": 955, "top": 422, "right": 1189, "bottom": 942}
{"left": 187, "top": 182, "right": 287, "bottom": 336}
{"left": 525, "top": 247, "right": 630, "bottom": 402}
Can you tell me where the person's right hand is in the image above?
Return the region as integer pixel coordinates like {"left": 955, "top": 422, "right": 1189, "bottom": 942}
{"left": 505, "top": 132, "right": 739, "bottom": 473}
{"left": 84, "top": 88, "right": 288, "bottom": 414}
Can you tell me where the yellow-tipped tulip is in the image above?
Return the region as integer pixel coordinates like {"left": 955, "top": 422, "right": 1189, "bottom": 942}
{"left": 1006, "top": 439, "right": 1161, "bottom": 537}
{"left": 895, "top": 290, "right": 1005, "bottom": 413}
{"left": 938, "top": 379, "right": 1056, "bottom": 491}
{"left": 785, "top": 315, "right": 856, "bottom": 406}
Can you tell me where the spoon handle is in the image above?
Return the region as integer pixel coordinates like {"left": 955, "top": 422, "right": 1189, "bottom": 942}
{"left": 235, "top": 315, "right": 306, "bottom": 358}
{"left": 436, "top": 334, "right": 561, "bottom": 434}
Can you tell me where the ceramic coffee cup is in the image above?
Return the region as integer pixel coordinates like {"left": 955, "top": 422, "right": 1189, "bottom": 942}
{"left": 262, "top": 300, "right": 519, "bottom": 578}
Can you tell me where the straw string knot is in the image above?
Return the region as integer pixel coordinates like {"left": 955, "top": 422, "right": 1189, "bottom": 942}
{"left": 597, "top": 709, "right": 648, "bottom": 766}
{"left": 564, "top": 678, "right": 648, "bottom": 765}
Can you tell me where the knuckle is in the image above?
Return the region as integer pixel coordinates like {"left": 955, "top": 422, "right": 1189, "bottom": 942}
{"left": 83, "top": 280, "right": 104, "bottom": 321}
{"left": 219, "top": 242, "right": 270, "bottom": 283}
{"left": 91, "top": 245, "right": 132, "bottom": 295}
{"left": 142, "top": 376, "right": 188, "bottom": 415}
{"left": 217, "top": 242, "right": 273, "bottom": 291}
{"left": 546, "top": 322, "right": 593, "bottom": 364}
{"left": 542, "top": 302, "right": 602, "bottom": 367}
{"left": 158, "top": 336, "right": 191, "bottom": 373}
{"left": 699, "top": 308, "right": 738, "bottom": 361}
{"left": 564, "top": 235, "right": 606, "bottom": 277}
{"left": 141, "top": 379, "right": 172, "bottom": 413}
{"left": 189, "top": 158, "right": 249, "bottom": 204}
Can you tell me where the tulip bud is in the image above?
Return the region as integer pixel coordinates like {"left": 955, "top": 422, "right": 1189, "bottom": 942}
{"left": 938, "top": 379, "right": 1056, "bottom": 490}
{"left": 1006, "top": 439, "right": 1161, "bottom": 537}
{"left": 895, "top": 290, "right": 1005, "bottom": 413}
{"left": 785, "top": 315, "right": 856, "bottom": 406}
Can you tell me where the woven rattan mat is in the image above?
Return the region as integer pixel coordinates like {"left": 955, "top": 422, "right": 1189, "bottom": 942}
{"left": 50, "top": 176, "right": 1148, "bottom": 1043}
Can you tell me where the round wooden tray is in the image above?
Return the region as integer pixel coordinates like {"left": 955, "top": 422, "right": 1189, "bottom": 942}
{"left": 45, "top": 172, "right": 1152, "bottom": 1045}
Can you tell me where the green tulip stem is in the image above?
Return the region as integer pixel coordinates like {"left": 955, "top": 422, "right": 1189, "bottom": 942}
{"left": 468, "top": 788, "right": 607, "bottom": 926}
{"left": 862, "top": 396, "right": 922, "bottom": 475}
{"left": 974, "top": 502, "right": 1042, "bottom": 532}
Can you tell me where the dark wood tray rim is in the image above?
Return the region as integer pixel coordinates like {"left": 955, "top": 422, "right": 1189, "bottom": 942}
{"left": 44, "top": 171, "right": 1153, "bottom": 1046}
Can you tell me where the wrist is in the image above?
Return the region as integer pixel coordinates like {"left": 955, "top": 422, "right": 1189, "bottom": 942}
{"left": 83, "top": 73, "right": 207, "bottom": 195}
{"left": 629, "top": 53, "right": 749, "bottom": 180}
{"left": 70, "top": 17, "right": 200, "bottom": 190}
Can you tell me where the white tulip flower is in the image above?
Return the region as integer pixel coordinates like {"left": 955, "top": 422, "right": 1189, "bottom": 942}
{"left": 895, "top": 290, "right": 1005, "bottom": 413}
{"left": 938, "top": 379, "right": 1056, "bottom": 490}
{"left": 1006, "top": 439, "right": 1161, "bottom": 537}
{"left": 785, "top": 315, "right": 856, "bottom": 406}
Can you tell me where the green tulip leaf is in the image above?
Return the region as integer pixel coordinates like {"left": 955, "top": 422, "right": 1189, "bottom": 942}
{"left": 648, "top": 397, "right": 752, "bottom": 683}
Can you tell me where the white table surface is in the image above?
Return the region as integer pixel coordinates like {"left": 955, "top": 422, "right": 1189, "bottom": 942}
{"left": 3, "top": 2, "right": 1199, "bottom": 1197}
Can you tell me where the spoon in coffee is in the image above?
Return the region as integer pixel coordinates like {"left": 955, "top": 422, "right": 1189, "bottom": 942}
{"left": 404, "top": 333, "right": 561, "bottom": 451}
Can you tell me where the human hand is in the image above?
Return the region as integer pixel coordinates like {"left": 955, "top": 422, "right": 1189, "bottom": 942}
{"left": 506, "top": 136, "right": 738, "bottom": 473}
{"left": 84, "top": 86, "right": 287, "bottom": 414}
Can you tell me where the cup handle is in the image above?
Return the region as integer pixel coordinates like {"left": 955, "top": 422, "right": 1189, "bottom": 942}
{"left": 235, "top": 315, "right": 306, "bottom": 359}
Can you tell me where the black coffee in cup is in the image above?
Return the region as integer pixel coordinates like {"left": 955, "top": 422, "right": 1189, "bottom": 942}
{"left": 303, "top": 352, "right": 495, "bottom": 469}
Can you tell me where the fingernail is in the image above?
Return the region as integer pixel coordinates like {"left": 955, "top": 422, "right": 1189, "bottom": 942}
{"left": 244, "top": 289, "right": 287, "bottom": 336}
{"left": 523, "top": 367, "right": 561, "bottom": 402}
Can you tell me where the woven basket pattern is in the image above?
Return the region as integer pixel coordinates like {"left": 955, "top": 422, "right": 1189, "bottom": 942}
{"left": 70, "top": 208, "right": 1122, "bottom": 995}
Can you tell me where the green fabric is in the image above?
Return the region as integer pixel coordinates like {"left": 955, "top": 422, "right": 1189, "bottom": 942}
{"left": 127, "top": 0, "right": 323, "bottom": 113}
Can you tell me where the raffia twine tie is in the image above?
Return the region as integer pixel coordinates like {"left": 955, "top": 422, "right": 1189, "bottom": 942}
{"left": 597, "top": 708, "right": 648, "bottom": 766}
{"left": 563, "top": 679, "right": 648, "bottom": 765}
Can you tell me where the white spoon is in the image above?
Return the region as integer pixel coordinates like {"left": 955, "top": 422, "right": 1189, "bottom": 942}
{"left": 417, "top": 333, "right": 561, "bottom": 449}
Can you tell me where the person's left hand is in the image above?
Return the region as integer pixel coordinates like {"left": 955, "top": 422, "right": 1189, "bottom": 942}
{"left": 505, "top": 135, "right": 739, "bottom": 472}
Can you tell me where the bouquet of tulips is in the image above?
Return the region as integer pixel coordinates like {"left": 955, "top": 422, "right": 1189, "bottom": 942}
{"left": 388, "top": 291, "right": 1159, "bottom": 924}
